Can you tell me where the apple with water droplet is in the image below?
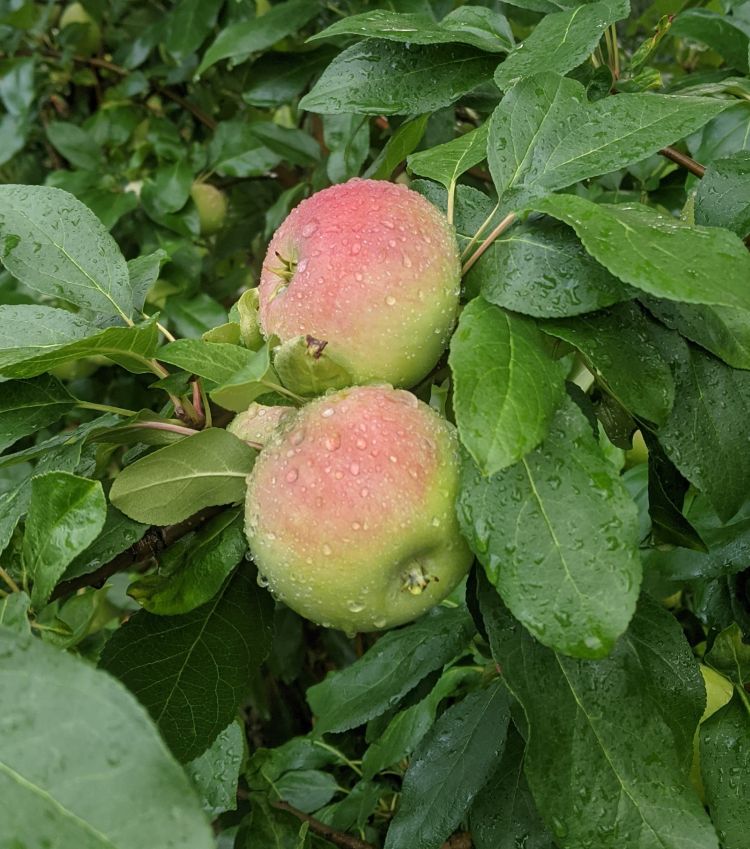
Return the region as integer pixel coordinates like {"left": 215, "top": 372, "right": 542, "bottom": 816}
{"left": 258, "top": 179, "right": 461, "bottom": 393}
{"left": 244, "top": 385, "right": 473, "bottom": 632}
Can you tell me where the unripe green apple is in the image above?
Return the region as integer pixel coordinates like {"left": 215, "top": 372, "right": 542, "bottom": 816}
{"left": 258, "top": 179, "right": 461, "bottom": 391}
{"left": 191, "top": 182, "right": 228, "bottom": 236}
{"left": 244, "top": 385, "right": 473, "bottom": 633}
{"left": 228, "top": 403, "right": 295, "bottom": 448}
{"left": 59, "top": 2, "right": 101, "bottom": 55}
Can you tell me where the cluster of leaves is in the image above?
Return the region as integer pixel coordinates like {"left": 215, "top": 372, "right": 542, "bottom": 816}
{"left": 1, "top": 0, "right": 750, "bottom": 847}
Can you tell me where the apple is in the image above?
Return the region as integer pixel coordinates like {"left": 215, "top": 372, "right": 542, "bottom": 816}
{"left": 258, "top": 179, "right": 461, "bottom": 392}
{"left": 59, "top": 2, "right": 101, "bottom": 55}
{"left": 190, "top": 182, "right": 228, "bottom": 236}
{"left": 244, "top": 385, "right": 473, "bottom": 633}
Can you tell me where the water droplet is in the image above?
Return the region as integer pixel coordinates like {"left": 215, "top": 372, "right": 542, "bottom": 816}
{"left": 257, "top": 573, "right": 269, "bottom": 588}
{"left": 285, "top": 469, "right": 298, "bottom": 483}
{"left": 322, "top": 407, "right": 334, "bottom": 418}
{"left": 352, "top": 521, "right": 361, "bottom": 531}
{"left": 291, "top": 430, "right": 304, "bottom": 446}
{"left": 373, "top": 617, "right": 387, "bottom": 629}
{"left": 385, "top": 295, "right": 396, "bottom": 306}
{"left": 322, "top": 544, "right": 332, "bottom": 555}
{"left": 301, "top": 221, "right": 318, "bottom": 237}
{"left": 347, "top": 600, "right": 365, "bottom": 612}
{"left": 324, "top": 434, "right": 341, "bottom": 451}
{"left": 355, "top": 437, "right": 367, "bottom": 450}
{"left": 432, "top": 517, "right": 441, "bottom": 527}
{"left": 360, "top": 487, "right": 369, "bottom": 497}
{"left": 349, "top": 462, "right": 360, "bottom": 476}
{"left": 389, "top": 455, "right": 398, "bottom": 463}
{"left": 351, "top": 242, "right": 361, "bottom": 255}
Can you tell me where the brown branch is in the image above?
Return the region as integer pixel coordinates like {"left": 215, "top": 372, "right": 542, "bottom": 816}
{"left": 50, "top": 505, "right": 226, "bottom": 601}
{"left": 659, "top": 146, "right": 705, "bottom": 178}
{"left": 271, "top": 801, "right": 375, "bottom": 849}
{"left": 273, "top": 800, "right": 472, "bottom": 849}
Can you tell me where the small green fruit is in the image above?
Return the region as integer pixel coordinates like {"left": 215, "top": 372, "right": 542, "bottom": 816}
{"left": 59, "top": 2, "right": 101, "bottom": 55}
{"left": 244, "top": 385, "right": 473, "bottom": 633}
{"left": 190, "top": 182, "right": 228, "bottom": 236}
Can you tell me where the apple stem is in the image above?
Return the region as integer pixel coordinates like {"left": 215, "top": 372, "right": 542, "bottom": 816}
{"left": 461, "top": 212, "right": 517, "bottom": 276}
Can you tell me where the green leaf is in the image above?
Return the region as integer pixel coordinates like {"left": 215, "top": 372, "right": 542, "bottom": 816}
{"left": 63, "top": 502, "right": 148, "bottom": 580}
{"left": 306, "top": 605, "right": 475, "bottom": 734}
{"left": 530, "top": 195, "right": 750, "bottom": 311}
{"left": 0, "top": 592, "right": 31, "bottom": 634}
{"left": 197, "top": 0, "right": 321, "bottom": 76}
{"left": 275, "top": 770, "right": 339, "bottom": 813}
{"left": 241, "top": 50, "right": 336, "bottom": 108}
{"left": 700, "top": 692, "right": 750, "bottom": 849}
{"left": 643, "top": 298, "right": 750, "bottom": 371}
{"left": 249, "top": 122, "right": 321, "bottom": 168}
{"left": 110, "top": 428, "right": 255, "bottom": 525}
{"left": 361, "top": 666, "right": 477, "bottom": 780}
{"left": 158, "top": 337, "right": 256, "bottom": 382}
{"left": 694, "top": 151, "right": 750, "bottom": 238}
{"left": 322, "top": 113, "right": 370, "bottom": 183}
{"left": 186, "top": 720, "right": 245, "bottom": 818}
{"left": 0, "top": 306, "right": 159, "bottom": 378}
{"left": 0, "top": 185, "right": 135, "bottom": 323}
{"left": 407, "top": 122, "right": 489, "bottom": 189}
{"left": 207, "top": 120, "right": 282, "bottom": 178}
{"left": 656, "top": 338, "right": 750, "bottom": 522}
{"left": 99, "top": 566, "right": 274, "bottom": 762}
{"left": 494, "top": 0, "right": 629, "bottom": 89}
{"left": 460, "top": 397, "right": 642, "bottom": 658}
{"left": 46, "top": 121, "right": 103, "bottom": 170}
{"left": 671, "top": 9, "right": 750, "bottom": 73}
{"left": 469, "top": 725, "right": 555, "bottom": 849}
{"left": 128, "top": 249, "right": 166, "bottom": 313}
{"left": 542, "top": 302, "right": 675, "bottom": 424}
{"left": 316, "top": 779, "right": 383, "bottom": 832}
{"left": 384, "top": 680, "right": 511, "bottom": 849}
{"left": 705, "top": 624, "right": 750, "bottom": 686}
{"left": 367, "top": 114, "right": 429, "bottom": 180}
{"left": 23, "top": 472, "right": 106, "bottom": 607}
{"left": 165, "top": 0, "right": 223, "bottom": 62}
{"left": 488, "top": 73, "right": 726, "bottom": 214}
{"left": 480, "top": 585, "right": 717, "bottom": 849}
{"left": 449, "top": 298, "right": 566, "bottom": 476}
{"left": 468, "top": 216, "right": 632, "bottom": 318}
{"left": 0, "top": 375, "right": 74, "bottom": 453}
{"left": 299, "top": 40, "right": 497, "bottom": 115}
{"left": 309, "top": 7, "right": 513, "bottom": 53}
{"left": 0, "top": 628, "right": 213, "bottom": 848}
{"left": 128, "top": 509, "right": 247, "bottom": 615}
{"left": 141, "top": 159, "right": 194, "bottom": 218}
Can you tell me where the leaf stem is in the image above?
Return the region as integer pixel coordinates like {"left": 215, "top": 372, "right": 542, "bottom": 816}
{"left": 155, "top": 320, "right": 176, "bottom": 343}
{"left": 312, "top": 740, "right": 363, "bottom": 777}
{"left": 198, "top": 380, "right": 212, "bottom": 429}
{"left": 446, "top": 178, "right": 456, "bottom": 226}
{"left": 131, "top": 421, "right": 197, "bottom": 437}
{"left": 0, "top": 566, "right": 21, "bottom": 594}
{"left": 461, "top": 212, "right": 517, "bottom": 275}
{"left": 76, "top": 400, "right": 139, "bottom": 417}
{"left": 461, "top": 201, "right": 500, "bottom": 260}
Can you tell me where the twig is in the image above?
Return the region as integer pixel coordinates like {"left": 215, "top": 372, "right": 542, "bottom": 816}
{"left": 271, "top": 801, "right": 375, "bottom": 849}
{"left": 659, "top": 146, "right": 705, "bottom": 178}
{"left": 273, "top": 800, "right": 472, "bottom": 849}
{"left": 50, "top": 505, "right": 226, "bottom": 601}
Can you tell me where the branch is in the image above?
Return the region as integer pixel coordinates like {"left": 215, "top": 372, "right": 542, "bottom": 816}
{"left": 272, "top": 801, "right": 473, "bottom": 849}
{"left": 50, "top": 505, "right": 226, "bottom": 602}
{"left": 659, "top": 146, "right": 705, "bottom": 178}
{"left": 271, "top": 801, "right": 375, "bottom": 849}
